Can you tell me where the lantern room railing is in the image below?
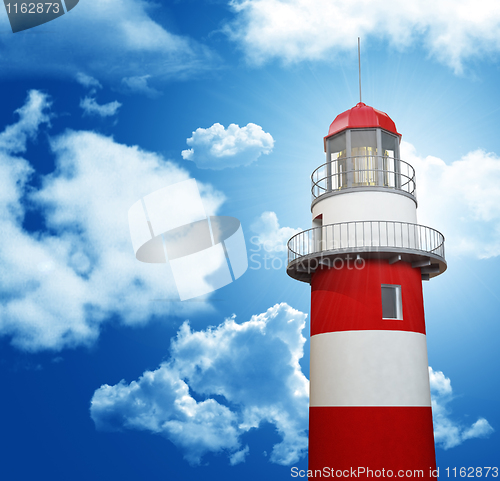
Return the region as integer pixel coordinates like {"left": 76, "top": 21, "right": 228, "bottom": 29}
{"left": 287, "top": 220, "right": 445, "bottom": 266}
{"left": 311, "top": 156, "right": 416, "bottom": 201}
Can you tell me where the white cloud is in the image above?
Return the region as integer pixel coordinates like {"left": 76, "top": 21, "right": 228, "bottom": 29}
{"left": 429, "top": 367, "right": 494, "bottom": 449}
{"left": 225, "top": 0, "right": 500, "bottom": 73}
{"left": 428, "top": 366, "right": 452, "bottom": 396}
{"left": 80, "top": 97, "right": 122, "bottom": 117}
{"left": 121, "top": 75, "right": 161, "bottom": 98}
{"left": 229, "top": 446, "right": 250, "bottom": 465}
{"left": 90, "top": 303, "right": 309, "bottom": 466}
{"left": 403, "top": 141, "right": 500, "bottom": 258}
{"left": 462, "top": 419, "right": 495, "bottom": 442}
{"left": 0, "top": 91, "right": 225, "bottom": 352}
{"left": 0, "top": 91, "right": 50, "bottom": 228}
{"left": 0, "top": 90, "right": 51, "bottom": 155}
{"left": 92, "top": 372, "right": 241, "bottom": 465}
{"left": 250, "top": 211, "right": 302, "bottom": 256}
{"left": 182, "top": 123, "right": 274, "bottom": 169}
{"left": 0, "top": 0, "right": 214, "bottom": 86}
{"left": 75, "top": 73, "right": 102, "bottom": 90}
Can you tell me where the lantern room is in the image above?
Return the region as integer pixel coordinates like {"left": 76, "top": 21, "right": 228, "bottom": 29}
{"left": 287, "top": 101, "right": 447, "bottom": 284}
{"left": 313, "top": 102, "right": 414, "bottom": 199}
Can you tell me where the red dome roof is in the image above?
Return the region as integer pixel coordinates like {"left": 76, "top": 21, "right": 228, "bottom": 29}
{"left": 325, "top": 102, "right": 401, "bottom": 142}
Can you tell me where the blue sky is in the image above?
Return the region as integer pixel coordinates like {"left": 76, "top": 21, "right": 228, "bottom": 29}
{"left": 0, "top": 0, "right": 499, "bottom": 479}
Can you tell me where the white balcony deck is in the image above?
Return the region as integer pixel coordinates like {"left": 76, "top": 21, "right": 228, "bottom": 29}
{"left": 287, "top": 220, "right": 446, "bottom": 283}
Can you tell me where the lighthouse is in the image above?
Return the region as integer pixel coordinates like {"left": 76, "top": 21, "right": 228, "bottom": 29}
{"left": 286, "top": 102, "right": 446, "bottom": 477}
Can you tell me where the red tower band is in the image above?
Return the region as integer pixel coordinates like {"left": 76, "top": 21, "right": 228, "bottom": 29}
{"left": 286, "top": 103, "right": 446, "bottom": 478}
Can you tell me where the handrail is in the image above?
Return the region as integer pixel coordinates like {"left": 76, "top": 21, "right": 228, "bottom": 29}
{"left": 311, "top": 156, "right": 416, "bottom": 200}
{"left": 287, "top": 220, "right": 445, "bottom": 265}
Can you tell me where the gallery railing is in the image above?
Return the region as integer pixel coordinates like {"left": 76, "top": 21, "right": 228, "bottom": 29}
{"left": 287, "top": 220, "right": 445, "bottom": 265}
{"left": 311, "top": 156, "right": 416, "bottom": 200}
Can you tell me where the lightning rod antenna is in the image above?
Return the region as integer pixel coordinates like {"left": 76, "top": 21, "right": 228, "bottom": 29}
{"left": 358, "top": 37, "right": 362, "bottom": 103}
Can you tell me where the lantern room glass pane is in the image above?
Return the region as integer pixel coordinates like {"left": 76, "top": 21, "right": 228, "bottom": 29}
{"left": 381, "top": 131, "right": 397, "bottom": 158}
{"left": 328, "top": 132, "right": 346, "bottom": 159}
{"left": 351, "top": 130, "right": 377, "bottom": 151}
{"left": 328, "top": 132, "right": 347, "bottom": 190}
{"left": 351, "top": 130, "right": 378, "bottom": 186}
{"left": 382, "top": 131, "right": 399, "bottom": 188}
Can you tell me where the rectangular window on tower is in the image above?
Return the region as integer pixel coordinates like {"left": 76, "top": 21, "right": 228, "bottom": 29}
{"left": 381, "top": 284, "right": 402, "bottom": 320}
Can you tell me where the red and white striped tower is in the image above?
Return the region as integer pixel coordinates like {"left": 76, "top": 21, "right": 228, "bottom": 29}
{"left": 287, "top": 103, "right": 446, "bottom": 478}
